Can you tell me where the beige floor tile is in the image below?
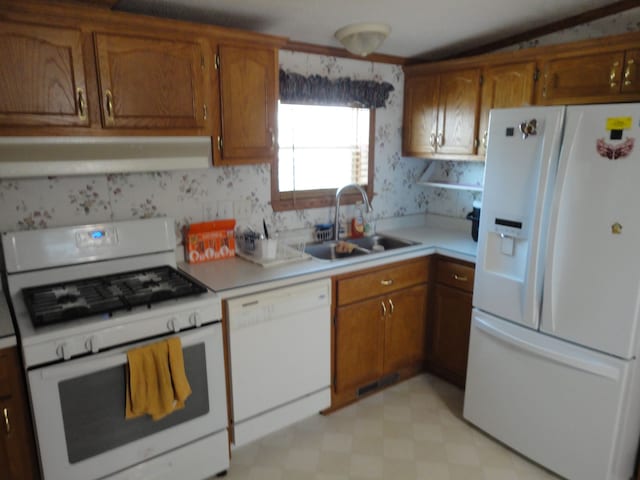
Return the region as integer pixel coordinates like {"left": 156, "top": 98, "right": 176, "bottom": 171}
{"left": 218, "top": 373, "right": 559, "bottom": 480}
{"left": 321, "top": 432, "right": 353, "bottom": 453}
{"left": 445, "top": 443, "right": 482, "bottom": 466}
{"left": 317, "top": 451, "right": 352, "bottom": 475}
{"left": 349, "top": 453, "right": 384, "bottom": 478}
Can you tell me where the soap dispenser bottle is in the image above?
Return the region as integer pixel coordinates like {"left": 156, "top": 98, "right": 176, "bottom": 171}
{"left": 351, "top": 202, "right": 365, "bottom": 238}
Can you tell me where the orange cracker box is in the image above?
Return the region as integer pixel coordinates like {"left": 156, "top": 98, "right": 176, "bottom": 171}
{"left": 184, "top": 219, "right": 236, "bottom": 264}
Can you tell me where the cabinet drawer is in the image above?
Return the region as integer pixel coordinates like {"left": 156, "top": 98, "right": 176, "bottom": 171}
{"left": 337, "top": 258, "right": 430, "bottom": 306}
{"left": 436, "top": 259, "right": 475, "bottom": 293}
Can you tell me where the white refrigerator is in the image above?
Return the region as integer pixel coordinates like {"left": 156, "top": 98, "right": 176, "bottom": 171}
{"left": 464, "top": 103, "right": 640, "bottom": 480}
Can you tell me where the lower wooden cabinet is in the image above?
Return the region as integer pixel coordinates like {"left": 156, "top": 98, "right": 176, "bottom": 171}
{"left": 0, "top": 347, "right": 39, "bottom": 480}
{"left": 330, "top": 257, "right": 430, "bottom": 410}
{"left": 427, "top": 256, "right": 474, "bottom": 387}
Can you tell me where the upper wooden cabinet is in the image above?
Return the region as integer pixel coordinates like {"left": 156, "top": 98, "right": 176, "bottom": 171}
{"left": 478, "top": 62, "right": 536, "bottom": 156}
{"left": 94, "top": 33, "right": 209, "bottom": 130}
{"left": 538, "top": 51, "right": 626, "bottom": 104}
{"left": 403, "top": 68, "right": 481, "bottom": 158}
{"left": 537, "top": 46, "right": 640, "bottom": 104}
{"left": 217, "top": 44, "right": 278, "bottom": 165}
{"left": 402, "top": 74, "right": 439, "bottom": 157}
{"left": 0, "top": 21, "right": 89, "bottom": 128}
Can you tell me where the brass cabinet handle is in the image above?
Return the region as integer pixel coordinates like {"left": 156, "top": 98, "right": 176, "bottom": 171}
{"left": 482, "top": 130, "right": 488, "bottom": 148}
{"left": 429, "top": 133, "right": 436, "bottom": 147}
{"left": 453, "top": 273, "right": 468, "bottom": 282}
{"left": 624, "top": 59, "right": 635, "bottom": 86}
{"left": 217, "top": 136, "right": 223, "bottom": 152}
{"left": 77, "top": 88, "right": 87, "bottom": 120}
{"left": 380, "top": 279, "right": 393, "bottom": 286}
{"left": 105, "top": 89, "right": 114, "bottom": 122}
{"left": 388, "top": 298, "right": 394, "bottom": 314}
{"left": 610, "top": 62, "right": 619, "bottom": 88}
{"left": 3, "top": 407, "right": 9, "bottom": 435}
{"left": 269, "top": 128, "right": 276, "bottom": 148}
{"left": 203, "top": 104, "right": 208, "bottom": 120}
{"left": 381, "top": 301, "right": 387, "bottom": 316}
{"left": 436, "top": 132, "right": 444, "bottom": 147}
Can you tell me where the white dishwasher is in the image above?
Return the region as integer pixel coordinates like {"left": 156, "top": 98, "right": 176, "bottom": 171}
{"left": 226, "top": 278, "right": 331, "bottom": 447}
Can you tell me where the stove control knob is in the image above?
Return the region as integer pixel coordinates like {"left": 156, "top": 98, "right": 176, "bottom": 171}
{"left": 56, "top": 343, "right": 71, "bottom": 361}
{"left": 85, "top": 336, "right": 99, "bottom": 353}
{"left": 167, "top": 318, "right": 180, "bottom": 333}
{"left": 189, "top": 312, "right": 202, "bottom": 328}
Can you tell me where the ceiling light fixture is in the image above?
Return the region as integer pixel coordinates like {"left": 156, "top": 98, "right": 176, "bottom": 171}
{"left": 334, "top": 22, "right": 391, "bottom": 57}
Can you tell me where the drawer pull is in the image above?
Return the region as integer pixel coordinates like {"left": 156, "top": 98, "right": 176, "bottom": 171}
{"left": 3, "top": 407, "right": 9, "bottom": 435}
{"left": 105, "top": 89, "right": 115, "bottom": 123}
{"left": 381, "top": 301, "right": 387, "bottom": 316}
{"left": 624, "top": 59, "right": 635, "bottom": 86}
{"left": 380, "top": 279, "right": 394, "bottom": 286}
{"left": 388, "top": 298, "right": 394, "bottom": 314}
{"left": 453, "top": 273, "right": 468, "bottom": 282}
{"left": 77, "top": 88, "right": 87, "bottom": 120}
{"left": 610, "top": 62, "right": 619, "bottom": 88}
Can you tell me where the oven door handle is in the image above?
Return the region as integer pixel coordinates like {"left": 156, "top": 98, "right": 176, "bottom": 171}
{"left": 35, "top": 325, "right": 218, "bottom": 381}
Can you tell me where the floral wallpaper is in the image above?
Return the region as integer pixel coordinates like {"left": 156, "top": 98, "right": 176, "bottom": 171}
{"left": 1, "top": 9, "right": 639, "bottom": 237}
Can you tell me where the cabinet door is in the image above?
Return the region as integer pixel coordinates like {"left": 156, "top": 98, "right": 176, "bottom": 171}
{"left": 383, "top": 284, "right": 428, "bottom": 373}
{"left": 0, "top": 21, "right": 89, "bottom": 127}
{"left": 478, "top": 62, "right": 536, "bottom": 156}
{"left": 621, "top": 49, "right": 640, "bottom": 94}
{"left": 430, "top": 283, "right": 472, "bottom": 387}
{"left": 334, "top": 298, "right": 384, "bottom": 394}
{"left": 539, "top": 51, "right": 625, "bottom": 104}
{"left": 436, "top": 68, "right": 481, "bottom": 155}
{"left": 218, "top": 44, "right": 277, "bottom": 164}
{"left": 0, "top": 348, "right": 39, "bottom": 480}
{"left": 402, "top": 74, "right": 439, "bottom": 157}
{"left": 94, "top": 33, "right": 206, "bottom": 129}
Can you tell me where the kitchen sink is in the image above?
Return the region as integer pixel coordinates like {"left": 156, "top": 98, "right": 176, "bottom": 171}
{"left": 304, "top": 234, "right": 418, "bottom": 261}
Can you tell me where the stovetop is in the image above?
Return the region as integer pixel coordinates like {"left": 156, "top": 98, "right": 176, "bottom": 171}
{"left": 22, "top": 266, "right": 208, "bottom": 328}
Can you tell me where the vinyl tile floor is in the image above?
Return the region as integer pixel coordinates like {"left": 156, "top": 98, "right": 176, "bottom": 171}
{"left": 219, "top": 373, "right": 560, "bottom": 480}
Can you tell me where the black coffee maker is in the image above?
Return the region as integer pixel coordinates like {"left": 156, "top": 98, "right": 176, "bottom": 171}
{"left": 465, "top": 201, "right": 481, "bottom": 242}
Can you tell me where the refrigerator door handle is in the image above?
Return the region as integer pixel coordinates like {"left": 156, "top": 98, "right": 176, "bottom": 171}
{"left": 474, "top": 317, "right": 621, "bottom": 381}
{"left": 541, "top": 117, "right": 578, "bottom": 334}
{"left": 522, "top": 112, "right": 565, "bottom": 328}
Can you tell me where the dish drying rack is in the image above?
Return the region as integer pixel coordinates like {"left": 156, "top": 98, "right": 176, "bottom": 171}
{"left": 235, "top": 231, "right": 311, "bottom": 268}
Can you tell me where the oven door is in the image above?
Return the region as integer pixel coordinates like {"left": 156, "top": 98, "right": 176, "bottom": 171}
{"left": 28, "top": 323, "right": 227, "bottom": 480}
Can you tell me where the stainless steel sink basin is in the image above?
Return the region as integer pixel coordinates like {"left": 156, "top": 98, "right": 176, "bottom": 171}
{"left": 304, "top": 234, "right": 418, "bottom": 261}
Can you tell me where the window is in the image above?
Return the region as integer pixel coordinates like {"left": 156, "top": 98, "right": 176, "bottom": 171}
{"left": 271, "top": 103, "right": 375, "bottom": 211}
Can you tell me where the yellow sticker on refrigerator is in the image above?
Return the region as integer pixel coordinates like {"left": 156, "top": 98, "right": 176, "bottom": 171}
{"left": 605, "top": 117, "right": 633, "bottom": 130}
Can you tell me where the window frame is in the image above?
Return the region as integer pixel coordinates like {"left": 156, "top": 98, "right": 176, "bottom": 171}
{"left": 270, "top": 108, "right": 376, "bottom": 212}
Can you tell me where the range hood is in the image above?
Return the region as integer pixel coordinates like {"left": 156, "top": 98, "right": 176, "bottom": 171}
{"left": 0, "top": 136, "right": 213, "bottom": 178}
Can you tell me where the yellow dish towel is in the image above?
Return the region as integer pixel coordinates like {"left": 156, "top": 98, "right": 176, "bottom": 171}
{"left": 125, "top": 337, "right": 192, "bottom": 421}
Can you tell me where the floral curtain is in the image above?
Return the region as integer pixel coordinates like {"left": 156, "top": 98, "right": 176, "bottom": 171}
{"left": 279, "top": 69, "right": 394, "bottom": 109}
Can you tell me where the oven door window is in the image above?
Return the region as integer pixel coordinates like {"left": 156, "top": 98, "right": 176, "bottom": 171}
{"left": 59, "top": 343, "right": 209, "bottom": 463}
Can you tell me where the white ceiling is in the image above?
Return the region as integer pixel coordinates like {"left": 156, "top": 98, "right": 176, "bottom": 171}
{"left": 115, "top": 0, "right": 623, "bottom": 59}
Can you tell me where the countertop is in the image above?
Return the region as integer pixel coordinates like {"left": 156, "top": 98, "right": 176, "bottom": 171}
{"left": 0, "top": 284, "right": 16, "bottom": 349}
{"left": 180, "top": 214, "right": 478, "bottom": 299}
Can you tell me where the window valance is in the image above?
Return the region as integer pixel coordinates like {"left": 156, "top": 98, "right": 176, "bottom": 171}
{"left": 279, "top": 69, "right": 394, "bottom": 109}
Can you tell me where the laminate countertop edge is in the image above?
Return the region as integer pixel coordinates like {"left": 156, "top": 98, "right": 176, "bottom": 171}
{"left": 180, "top": 224, "right": 478, "bottom": 300}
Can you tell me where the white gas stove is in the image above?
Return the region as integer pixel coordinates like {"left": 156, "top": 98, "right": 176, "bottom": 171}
{"left": 2, "top": 218, "right": 229, "bottom": 480}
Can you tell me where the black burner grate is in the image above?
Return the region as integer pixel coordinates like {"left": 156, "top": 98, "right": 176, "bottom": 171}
{"left": 22, "top": 266, "right": 208, "bottom": 327}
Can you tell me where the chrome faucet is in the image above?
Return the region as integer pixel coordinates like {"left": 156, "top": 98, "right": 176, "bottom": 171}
{"left": 334, "top": 184, "right": 373, "bottom": 241}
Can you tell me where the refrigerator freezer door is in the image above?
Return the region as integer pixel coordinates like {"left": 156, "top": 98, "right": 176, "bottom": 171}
{"left": 474, "top": 106, "right": 565, "bottom": 329}
{"left": 541, "top": 104, "right": 640, "bottom": 358}
{"left": 464, "top": 310, "right": 637, "bottom": 480}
